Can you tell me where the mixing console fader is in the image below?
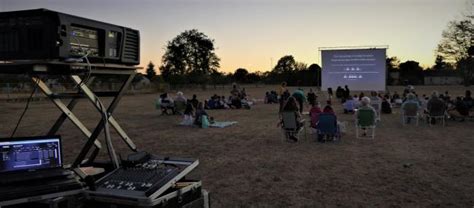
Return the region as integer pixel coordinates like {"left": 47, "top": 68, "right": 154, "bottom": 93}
{"left": 89, "top": 155, "right": 199, "bottom": 201}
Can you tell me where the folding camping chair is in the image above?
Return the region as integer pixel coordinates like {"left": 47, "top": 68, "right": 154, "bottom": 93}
{"left": 315, "top": 113, "right": 340, "bottom": 142}
{"left": 427, "top": 102, "right": 447, "bottom": 126}
{"left": 174, "top": 100, "right": 186, "bottom": 115}
{"left": 370, "top": 99, "right": 382, "bottom": 121}
{"left": 281, "top": 111, "right": 306, "bottom": 142}
{"left": 356, "top": 109, "right": 376, "bottom": 139}
{"left": 401, "top": 102, "right": 420, "bottom": 126}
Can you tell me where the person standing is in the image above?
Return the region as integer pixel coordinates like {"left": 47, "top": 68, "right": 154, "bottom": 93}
{"left": 344, "top": 85, "right": 350, "bottom": 100}
{"left": 307, "top": 88, "right": 317, "bottom": 106}
{"left": 279, "top": 82, "right": 288, "bottom": 112}
{"left": 292, "top": 88, "right": 306, "bottom": 113}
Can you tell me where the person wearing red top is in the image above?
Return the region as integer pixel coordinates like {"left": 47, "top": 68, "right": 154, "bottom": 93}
{"left": 309, "top": 102, "right": 322, "bottom": 128}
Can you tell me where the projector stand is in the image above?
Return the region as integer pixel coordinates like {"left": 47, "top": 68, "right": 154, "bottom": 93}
{"left": 0, "top": 61, "right": 140, "bottom": 167}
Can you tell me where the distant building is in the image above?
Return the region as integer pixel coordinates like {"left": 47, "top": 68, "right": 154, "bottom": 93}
{"left": 423, "top": 70, "right": 462, "bottom": 85}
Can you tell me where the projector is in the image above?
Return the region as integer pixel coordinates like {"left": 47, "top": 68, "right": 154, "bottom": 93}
{"left": 0, "top": 9, "right": 140, "bottom": 65}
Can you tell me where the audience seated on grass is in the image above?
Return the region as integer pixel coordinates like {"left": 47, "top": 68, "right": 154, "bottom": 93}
{"left": 355, "top": 96, "right": 377, "bottom": 138}
{"left": 204, "top": 94, "right": 231, "bottom": 110}
{"left": 279, "top": 96, "right": 304, "bottom": 142}
{"left": 195, "top": 102, "right": 213, "bottom": 128}
{"left": 264, "top": 91, "right": 279, "bottom": 104}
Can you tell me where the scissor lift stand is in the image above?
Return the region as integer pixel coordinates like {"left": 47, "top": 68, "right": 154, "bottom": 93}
{"left": 0, "top": 61, "right": 140, "bottom": 167}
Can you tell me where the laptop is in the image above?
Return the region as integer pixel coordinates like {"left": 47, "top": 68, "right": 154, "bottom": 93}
{"left": 0, "top": 135, "right": 71, "bottom": 184}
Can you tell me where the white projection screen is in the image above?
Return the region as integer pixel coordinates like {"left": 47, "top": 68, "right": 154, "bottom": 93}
{"left": 321, "top": 48, "right": 386, "bottom": 91}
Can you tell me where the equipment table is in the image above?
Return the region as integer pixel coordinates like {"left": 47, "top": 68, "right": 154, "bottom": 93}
{"left": 0, "top": 60, "right": 140, "bottom": 168}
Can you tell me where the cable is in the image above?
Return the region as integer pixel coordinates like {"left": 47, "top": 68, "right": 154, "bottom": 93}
{"left": 95, "top": 94, "right": 119, "bottom": 169}
{"left": 70, "top": 36, "right": 93, "bottom": 89}
{"left": 10, "top": 78, "right": 39, "bottom": 138}
{"left": 82, "top": 54, "right": 92, "bottom": 86}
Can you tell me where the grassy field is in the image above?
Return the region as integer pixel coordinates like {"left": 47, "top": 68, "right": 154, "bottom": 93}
{"left": 1, "top": 85, "right": 473, "bottom": 207}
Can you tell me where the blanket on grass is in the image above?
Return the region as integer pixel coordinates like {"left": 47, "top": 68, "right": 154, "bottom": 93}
{"left": 209, "top": 121, "right": 238, "bottom": 128}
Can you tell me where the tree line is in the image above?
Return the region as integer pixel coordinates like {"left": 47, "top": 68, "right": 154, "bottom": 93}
{"left": 145, "top": 11, "right": 472, "bottom": 87}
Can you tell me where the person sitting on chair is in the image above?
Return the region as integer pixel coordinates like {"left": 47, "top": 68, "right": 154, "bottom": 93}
{"left": 448, "top": 97, "right": 470, "bottom": 121}
{"left": 401, "top": 93, "right": 420, "bottom": 123}
{"left": 343, "top": 96, "right": 357, "bottom": 114}
{"left": 370, "top": 91, "right": 381, "bottom": 103}
{"left": 159, "top": 93, "right": 174, "bottom": 115}
{"left": 174, "top": 91, "right": 187, "bottom": 115}
{"left": 381, "top": 96, "right": 392, "bottom": 114}
{"left": 309, "top": 102, "right": 322, "bottom": 128}
{"left": 280, "top": 96, "right": 303, "bottom": 142}
{"left": 356, "top": 97, "right": 376, "bottom": 136}
{"left": 427, "top": 91, "right": 446, "bottom": 124}
{"left": 317, "top": 105, "right": 338, "bottom": 142}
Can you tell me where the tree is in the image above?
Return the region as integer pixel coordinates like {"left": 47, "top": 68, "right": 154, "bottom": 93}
{"left": 295, "top": 62, "right": 307, "bottom": 71}
{"left": 431, "top": 55, "right": 454, "bottom": 71}
{"left": 399, "top": 60, "right": 424, "bottom": 85}
{"left": 209, "top": 71, "right": 229, "bottom": 88}
{"left": 386, "top": 56, "right": 400, "bottom": 71}
{"left": 307, "top": 64, "right": 322, "bottom": 86}
{"left": 247, "top": 71, "right": 263, "bottom": 83}
{"left": 160, "top": 29, "right": 220, "bottom": 85}
{"left": 272, "top": 55, "right": 297, "bottom": 74}
{"left": 233, "top": 68, "right": 249, "bottom": 83}
{"left": 436, "top": 12, "right": 473, "bottom": 85}
{"left": 145, "top": 62, "right": 156, "bottom": 80}
{"left": 436, "top": 17, "right": 473, "bottom": 63}
{"left": 386, "top": 56, "right": 400, "bottom": 85}
{"left": 269, "top": 55, "right": 297, "bottom": 84}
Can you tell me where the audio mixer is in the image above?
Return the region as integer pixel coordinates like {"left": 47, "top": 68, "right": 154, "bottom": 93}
{"left": 88, "top": 154, "right": 199, "bottom": 203}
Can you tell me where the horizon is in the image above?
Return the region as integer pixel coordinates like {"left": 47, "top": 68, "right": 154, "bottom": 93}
{"left": 1, "top": 0, "right": 470, "bottom": 73}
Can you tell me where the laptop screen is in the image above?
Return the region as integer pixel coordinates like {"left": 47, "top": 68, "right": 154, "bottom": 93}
{"left": 0, "top": 136, "right": 62, "bottom": 173}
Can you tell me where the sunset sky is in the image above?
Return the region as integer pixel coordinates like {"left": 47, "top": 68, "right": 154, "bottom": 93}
{"left": 1, "top": 0, "right": 470, "bottom": 73}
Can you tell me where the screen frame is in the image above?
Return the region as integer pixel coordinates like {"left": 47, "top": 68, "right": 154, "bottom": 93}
{"left": 320, "top": 47, "right": 387, "bottom": 92}
{"left": 0, "top": 135, "right": 63, "bottom": 174}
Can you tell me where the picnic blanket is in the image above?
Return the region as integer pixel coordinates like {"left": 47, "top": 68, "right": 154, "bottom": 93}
{"left": 209, "top": 121, "right": 238, "bottom": 128}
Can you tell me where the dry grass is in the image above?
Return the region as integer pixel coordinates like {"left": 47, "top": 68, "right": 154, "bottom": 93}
{"left": 1, "top": 85, "right": 473, "bottom": 207}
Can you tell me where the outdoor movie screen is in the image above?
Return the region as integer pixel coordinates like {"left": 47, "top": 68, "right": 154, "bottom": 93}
{"left": 321, "top": 48, "right": 386, "bottom": 91}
